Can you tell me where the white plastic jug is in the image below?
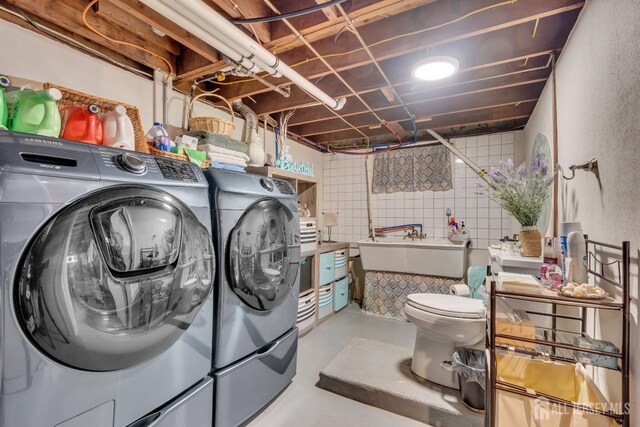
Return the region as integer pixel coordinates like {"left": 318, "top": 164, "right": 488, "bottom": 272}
{"left": 102, "top": 105, "right": 135, "bottom": 150}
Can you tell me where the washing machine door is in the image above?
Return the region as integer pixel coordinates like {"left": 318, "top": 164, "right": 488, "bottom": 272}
{"left": 15, "top": 185, "right": 214, "bottom": 372}
{"left": 228, "top": 199, "right": 301, "bottom": 311}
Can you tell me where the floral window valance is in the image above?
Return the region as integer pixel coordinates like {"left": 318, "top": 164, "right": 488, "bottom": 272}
{"left": 372, "top": 145, "right": 453, "bottom": 194}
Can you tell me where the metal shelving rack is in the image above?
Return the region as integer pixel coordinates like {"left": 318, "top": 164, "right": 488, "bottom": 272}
{"left": 487, "top": 238, "right": 631, "bottom": 427}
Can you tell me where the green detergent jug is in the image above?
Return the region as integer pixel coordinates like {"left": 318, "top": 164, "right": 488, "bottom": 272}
{"left": 0, "top": 75, "right": 11, "bottom": 130}
{"left": 6, "top": 87, "right": 62, "bottom": 137}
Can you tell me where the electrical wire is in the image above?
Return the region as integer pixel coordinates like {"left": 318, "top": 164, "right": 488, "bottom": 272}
{"left": 82, "top": 0, "right": 174, "bottom": 80}
{"left": 230, "top": 0, "right": 348, "bottom": 24}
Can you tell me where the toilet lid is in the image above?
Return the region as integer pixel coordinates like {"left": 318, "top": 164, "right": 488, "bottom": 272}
{"left": 407, "top": 293, "right": 485, "bottom": 319}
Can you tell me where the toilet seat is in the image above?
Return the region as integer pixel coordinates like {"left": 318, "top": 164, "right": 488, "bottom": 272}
{"left": 406, "top": 293, "right": 485, "bottom": 319}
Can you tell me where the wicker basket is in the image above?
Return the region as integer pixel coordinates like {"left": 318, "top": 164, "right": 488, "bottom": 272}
{"left": 188, "top": 92, "right": 235, "bottom": 136}
{"left": 44, "top": 83, "right": 149, "bottom": 154}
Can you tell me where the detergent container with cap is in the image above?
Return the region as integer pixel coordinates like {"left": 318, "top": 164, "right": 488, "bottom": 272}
{"left": 6, "top": 87, "right": 62, "bottom": 137}
{"left": 102, "top": 105, "right": 135, "bottom": 150}
{"left": 61, "top": 104, "right": 103, "bottom": 145}
{"left": 0, "top": 74, "right": 11, "bottom": 130}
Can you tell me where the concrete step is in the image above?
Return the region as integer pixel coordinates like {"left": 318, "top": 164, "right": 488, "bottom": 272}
{"left": 317, "top": 337, "right": 484, "bottom": 427}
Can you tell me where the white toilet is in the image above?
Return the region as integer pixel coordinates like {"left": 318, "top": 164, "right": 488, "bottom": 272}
{"left": 404, "top": 293, "right": 486, "bottom": 389}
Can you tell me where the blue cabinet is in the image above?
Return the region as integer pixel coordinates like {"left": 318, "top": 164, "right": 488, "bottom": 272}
{"left": 319, "top": 251, "right": 335, "bottom": 286}
{"left": 334, "top": 277, "right": 348, "bottom": 312}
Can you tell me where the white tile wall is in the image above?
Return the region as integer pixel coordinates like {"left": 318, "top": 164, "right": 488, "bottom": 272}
{"left": 321, "top": 131, "right": 521, "bottom": 248}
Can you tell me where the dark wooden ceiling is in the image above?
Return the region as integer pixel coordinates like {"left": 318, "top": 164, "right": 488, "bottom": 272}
{"left": 1, "top": 0, "right": 583, "bottom": 148}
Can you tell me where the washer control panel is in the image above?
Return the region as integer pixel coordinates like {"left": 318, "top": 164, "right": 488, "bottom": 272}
{"left": 155, "top": 157, "right": 198, "bottom": 182}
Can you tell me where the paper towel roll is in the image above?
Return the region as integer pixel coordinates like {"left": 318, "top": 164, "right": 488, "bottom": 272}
{"left": 449, "top": 284, "right": 471, "bottom": 297}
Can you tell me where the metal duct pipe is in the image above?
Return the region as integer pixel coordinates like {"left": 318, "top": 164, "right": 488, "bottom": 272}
{"left": 426, "top": 129, "right": 492, "bottom": 185}
{"left": 140, "top": 0, "right": 346, "bottom": 110}
{"left": 232, "top": 99, "right": 258, "bottom": 146}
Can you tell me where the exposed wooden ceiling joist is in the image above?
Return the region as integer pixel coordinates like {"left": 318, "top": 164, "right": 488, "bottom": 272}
{"left": 312, "top": 102, "right": 536, "bottom": 144}
{"left": 292, "top": 82, "right": 545, "bottom": 136}
{"left": 211, "top": 0, "right": 582, "bottom": 100}
{"left": 10, "top": 0, "right": 176, "bottom": 72}
{"left": 205, "top": 0, "right": 271, "bottom": 43}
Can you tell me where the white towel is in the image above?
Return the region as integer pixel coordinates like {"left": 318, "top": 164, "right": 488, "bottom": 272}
{"left": 323, "top": 212, "right": 338, "bottom": 227}
{"left": 205, "top": 152, "right": 248, "bottom": 167}
{"left": 198, "top": 143, "right": 250, "bottom": 161}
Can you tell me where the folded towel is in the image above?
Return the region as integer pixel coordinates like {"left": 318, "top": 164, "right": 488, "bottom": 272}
{"left": 212, "top": 162, "right": 246, "bottom": 173}
{"left": 186, "top": 130, "right": 248, "bottom": 154}
{"left": 205, "top": 152, "right": 247, "bottom": 167}
{"left": 201, "top": 144, "right": 250, "bottom": 161}
{"left": 467, "top": 266, "right": 487, "bottom": 301}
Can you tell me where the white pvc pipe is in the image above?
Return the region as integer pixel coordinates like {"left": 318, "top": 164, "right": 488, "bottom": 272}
{"left": 426, "top": 129, "right": 492, "bottom": 184}
{"left": 141, "top": 0, "right": 346, "bottom": 110}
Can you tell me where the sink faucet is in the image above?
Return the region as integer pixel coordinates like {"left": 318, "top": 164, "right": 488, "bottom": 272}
{"left": 404, "top": 229, "right": 426, "bottom": 241}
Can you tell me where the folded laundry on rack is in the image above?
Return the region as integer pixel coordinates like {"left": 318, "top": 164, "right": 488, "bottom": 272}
{"left": 497, "top": 272, "right": 544, "bottom": 294}
{"left": 211, "top": 162, "right": 246, "bottom": 173}
{"left": 200, "top": 144, "right": 250, "bottom": 161}
{"left": 186, "top": 130, "right": 248, "bottom": 154}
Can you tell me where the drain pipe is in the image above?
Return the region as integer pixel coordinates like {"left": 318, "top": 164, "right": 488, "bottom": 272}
{"left": 426, "top": 129, "right": 492, "bottom": 185}
{"left": 141, "top": 0, "right": 346, "bottom": 110}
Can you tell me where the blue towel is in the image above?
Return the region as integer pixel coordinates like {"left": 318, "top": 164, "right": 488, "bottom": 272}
{"left": 467, "top": 266, "right": 487, "bottom": 301}
{"left": 212, "top": 162, "right": 245, "bottom": 173}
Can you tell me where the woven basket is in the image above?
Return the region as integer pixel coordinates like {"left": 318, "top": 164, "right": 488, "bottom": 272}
{"left": 188, "top": 92, "right": 235, "bottom": 136}
{"left": 519, "top": 227, "right": 542, "bottom": 257}
{"left": 44, "top": 83, "right": 149, "bottom": 154}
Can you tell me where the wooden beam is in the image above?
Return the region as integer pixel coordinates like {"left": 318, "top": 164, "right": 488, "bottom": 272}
{"left": 291, "top": 82, "right": 544, "bottom": 136}
{"left": 205, "top": 0, "right": 271, "bottom": 43}
{"left": 212, "top": 1, "right": 582, "bottom": 100}
{"left": 310, "top": 102, "right": 537, "bottom": 143}
{"left": 10, "top": 0, "right": 175, "bottom": 72}
{"left": 106, "top": 0, "right": 220, "bottom": 71}
{"left": 247, "top": 11, "right": 575, "bottom": 117}
{"left": 315, "top": 0, "right": 338, "bottom": 20}
{"left": 0, "top": 6, "right": 148, "bottom": 74}
{"left": 288, "top": 65, "right": 551, "bottom": 126}
{"left": 98, "top": 0, "right": 181, "bottom": 56}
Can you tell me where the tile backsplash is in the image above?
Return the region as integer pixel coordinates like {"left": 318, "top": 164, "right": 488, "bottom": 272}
{"left": 321, "top": 131, "right": 522, "bottom": 248}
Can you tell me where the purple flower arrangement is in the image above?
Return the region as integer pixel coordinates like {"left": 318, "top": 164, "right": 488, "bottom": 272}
{"left": 477, "top": 154, "right": 560, "bottom": 228}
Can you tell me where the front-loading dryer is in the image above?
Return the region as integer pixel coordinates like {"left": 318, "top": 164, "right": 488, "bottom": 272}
{"left": 205, "top": 169, "right": 301, "bottom": 427}
{"left": 0, "top": 131, "right": 215, "bottom": 427}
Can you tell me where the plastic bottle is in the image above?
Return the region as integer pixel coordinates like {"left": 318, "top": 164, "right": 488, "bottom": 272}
{"left": 102, "top": 105, "right": 135, "bottom": 150}
{"left": 0, "top": 74, "right": 11, "bottom": 130}
{"left": 146, "top": 121, "right": 171, "bottom": 152}
{"left": 6, "top": 87, "right": 62, "bottom": 137}
{"left": 565, "top": 231, "right": 588, "bottom": 284}
{"left": 61, "top": 104, "right": 103, "bottom": 145}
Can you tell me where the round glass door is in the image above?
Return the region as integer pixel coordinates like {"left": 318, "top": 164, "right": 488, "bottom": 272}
{"left": 15, "top": 186, "right": 214, "bottom": 372}
{"left": 228, "top": 199, "right": 301, "bottom": 311}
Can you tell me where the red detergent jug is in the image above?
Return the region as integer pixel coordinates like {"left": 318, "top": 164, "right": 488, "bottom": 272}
{"left": 61, "top": 104, "right": 103, "bottom": 145}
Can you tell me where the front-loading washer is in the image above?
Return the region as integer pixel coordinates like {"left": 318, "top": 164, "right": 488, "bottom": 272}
{"left": 0, "top": 131, "right": 215, "bottom": 427}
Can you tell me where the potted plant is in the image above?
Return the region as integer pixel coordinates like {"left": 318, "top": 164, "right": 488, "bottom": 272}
{"left": 477, "top": 154, "right": 559, "bottom": 257}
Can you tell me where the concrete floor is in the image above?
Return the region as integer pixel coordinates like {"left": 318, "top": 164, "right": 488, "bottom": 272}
{"left": 247, "top": 304, "right": 433, "bottom": 427}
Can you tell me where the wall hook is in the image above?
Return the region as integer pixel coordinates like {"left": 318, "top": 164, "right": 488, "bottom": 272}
{"left": 562, "top": 158, "right": 599, "bottom": 180}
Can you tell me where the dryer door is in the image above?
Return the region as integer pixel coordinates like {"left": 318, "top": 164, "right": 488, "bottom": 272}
{"left": 15, "top": 185, "right": 214, "bottom": 372}
{"left": 228, "top": 199, "right": 301, "bottom": 311}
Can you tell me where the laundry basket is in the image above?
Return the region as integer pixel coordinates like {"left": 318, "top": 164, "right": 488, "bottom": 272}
{"left": 496, "top": 354, "right": 615, "bottom": 427}
{"left": 187, "top": 92, "right": 235, "bottom": 136}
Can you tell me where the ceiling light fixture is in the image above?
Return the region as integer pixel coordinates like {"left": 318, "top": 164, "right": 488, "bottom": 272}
{"left": 411, "top": 56, "right": 459, "bottom": 81}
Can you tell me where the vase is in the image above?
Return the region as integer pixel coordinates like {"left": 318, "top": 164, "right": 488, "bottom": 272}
{"left": 519, "top": 226, "right": 542, "bottom": 257}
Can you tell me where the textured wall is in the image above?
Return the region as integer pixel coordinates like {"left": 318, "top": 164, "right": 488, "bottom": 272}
{"left": 524, "top": 0, "right": 640, "bottom": 417}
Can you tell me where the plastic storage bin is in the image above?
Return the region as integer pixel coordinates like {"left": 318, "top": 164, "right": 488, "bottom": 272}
{"left": 496, "top": 353, "right": 613, "bottom": 427}
{"left": 319, "top": 251, "right": 335, "bottom": 286}
{"left": 334, "top": 277, "right": 348, "bottom": 312}
{"left": 297, "top": 293, "right": 316, "bottom": 335}
{"left": 318, "top": 283, "right": 334, "bottom": 319}
{"left": 334, "top": 249, "right": 347, "bottom": 280}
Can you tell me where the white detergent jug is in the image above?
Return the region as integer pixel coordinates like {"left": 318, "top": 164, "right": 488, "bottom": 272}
{"left": 102, "top": 105, "right": 135, "bottom": 150}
